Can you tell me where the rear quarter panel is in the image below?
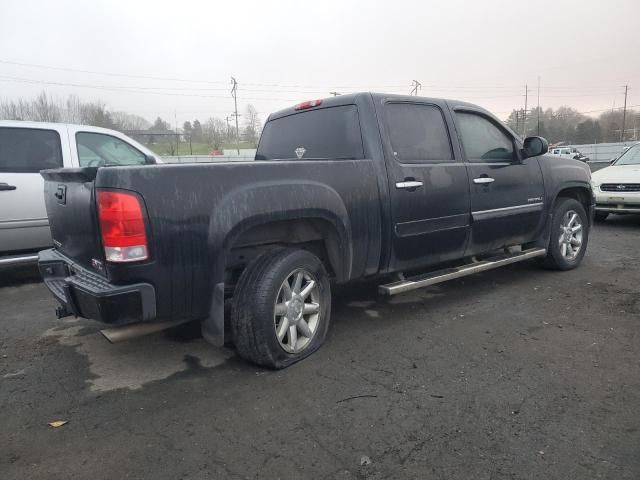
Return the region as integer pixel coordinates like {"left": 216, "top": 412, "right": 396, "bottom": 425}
{"left": 95, "top": 159, "right": 381, "bottom": 322}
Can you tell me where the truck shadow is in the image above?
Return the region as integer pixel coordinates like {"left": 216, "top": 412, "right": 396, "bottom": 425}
{"left": 596, "top": 213, "right": 640, "bottom": 229}
{"left": 0, "top": 264, "right": 42, "bottom": 288}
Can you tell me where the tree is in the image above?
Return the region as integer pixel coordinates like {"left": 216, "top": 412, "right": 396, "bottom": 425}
{"left": 191, "top": 119, "right": 203, "bottom": 143}
{"left": 110, "top": 111, "right": 151, "bottom": 131}
{"left": 151, "top": 117, "right": 170, "bottom": 131}
{"left": 574, "top": 119, "right": 601, "bottom": 144}
{"left": 243, "top": 104, "right": 261, "bottom": 146}
{"left": 182, "top": 121, "right": 193, "bottom": 137}
{"left": 203, "top": 117, "right": 227, "bottom": 150}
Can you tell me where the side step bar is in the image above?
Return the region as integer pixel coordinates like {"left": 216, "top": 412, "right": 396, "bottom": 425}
{"left": 379, "top": 248, "right": 546, "bottom": 296}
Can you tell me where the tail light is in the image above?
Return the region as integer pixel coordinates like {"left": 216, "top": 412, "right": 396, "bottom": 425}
{"left": 97, "top": 189, "right": 149, "bottom": 262}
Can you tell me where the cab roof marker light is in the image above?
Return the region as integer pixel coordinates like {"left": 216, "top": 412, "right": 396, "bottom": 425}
{"left": 294, "top": 99, "right": 323, "bottom": 110}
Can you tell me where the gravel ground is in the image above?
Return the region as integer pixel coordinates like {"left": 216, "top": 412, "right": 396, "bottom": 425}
{"left": 1, "top": 216, "right": 639, "bottom": 480}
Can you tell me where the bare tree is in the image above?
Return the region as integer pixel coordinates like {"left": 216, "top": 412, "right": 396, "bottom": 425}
{"left": 204, "top": 117, "right": 228, "bottom": 150}
{"left": 243, "top": 104, "right": 261, "bottom": 146}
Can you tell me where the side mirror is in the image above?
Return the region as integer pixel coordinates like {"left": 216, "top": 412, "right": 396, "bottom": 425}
{"left": 144, "top": 153, "right": 157, "bottom": 164}
{"left": 522, "top": 136, "right": 549, "bottom": 159}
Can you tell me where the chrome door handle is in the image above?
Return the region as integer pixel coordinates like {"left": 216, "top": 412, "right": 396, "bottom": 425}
{"left": 395, "top": 181, "right": 424, "bottom": 189}
{"left": 0, "top": 182, "right": 17, "bottom": 191}
{"left": 473, "top": 177, "right": 495, "bottom": 184}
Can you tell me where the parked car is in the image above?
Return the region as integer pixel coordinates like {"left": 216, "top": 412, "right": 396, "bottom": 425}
{"left": 590, "top": 142, "right": 640, "bottom": 221}
{"left": 550, "top": 146, "right": 589, "bottom": 162}
{"left": 0, "top": 121, "right": 160, "bottom": 267}
{"left": 38, "top": 93, "right": 594, "bottom": 368}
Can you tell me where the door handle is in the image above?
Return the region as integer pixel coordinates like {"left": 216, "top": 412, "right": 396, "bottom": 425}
{"left": 0, "top": 182, "right": 17, "bottom": 191}
{"left": 473, "top": 177, "right": 495, "bottom": 184}
{"left": 395, "top": 180, "right": 424, "bottom": 190}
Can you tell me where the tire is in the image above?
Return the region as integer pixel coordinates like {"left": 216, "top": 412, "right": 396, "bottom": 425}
{"left": 594, "top": 211, "right": 609, "bottom": 222}
{"left": 230, "top": 249, "right": 331, "bottom": 369}
{"left": 541, "top": 197, "right": 589, "bottom": 270}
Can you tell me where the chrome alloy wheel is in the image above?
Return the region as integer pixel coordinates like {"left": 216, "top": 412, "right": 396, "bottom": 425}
{"left": 558, "top": 209, "right": 583, "bottom": 261}
{"left": 273, "top": 269, "right": 321, "bottom": 353}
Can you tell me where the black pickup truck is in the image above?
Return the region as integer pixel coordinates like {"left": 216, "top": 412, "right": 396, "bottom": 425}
{"left": 39, "top": 93, "right": 593, "bottom": 368}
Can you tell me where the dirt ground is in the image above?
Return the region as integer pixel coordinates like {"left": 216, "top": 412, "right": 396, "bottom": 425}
{"left": 1, "top": 215, "right": 639, "bottom": 479}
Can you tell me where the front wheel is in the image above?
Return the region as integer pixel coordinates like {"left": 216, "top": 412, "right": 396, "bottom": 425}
{"left": 230, "top": 249, "right": 331, "bottom": 369}
{"left": 541, "top": 198, "right": 589, "bottom": 270}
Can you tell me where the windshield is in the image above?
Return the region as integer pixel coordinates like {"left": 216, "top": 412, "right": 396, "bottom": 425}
{"left": 614, "top": 145, "right": 640, "bottom": 166}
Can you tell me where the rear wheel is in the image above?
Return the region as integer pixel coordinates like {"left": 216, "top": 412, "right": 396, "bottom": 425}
{"left": 594, "top": 211, "right": 609, "bottom": 222}
{"left": 542, "top": 198, "right": 589, "bottom": 270}
{"left": 230, "top": 249, "right": 331, "bottom": 369}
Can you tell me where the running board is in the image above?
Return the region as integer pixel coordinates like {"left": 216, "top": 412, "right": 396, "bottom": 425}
{"left": 379, "top": 248, "right": 547, "bottom": 296}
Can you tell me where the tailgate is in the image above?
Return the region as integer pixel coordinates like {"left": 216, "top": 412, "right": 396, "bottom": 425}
{"left": 41, "top": 168, "right": 104, "bottom": 271}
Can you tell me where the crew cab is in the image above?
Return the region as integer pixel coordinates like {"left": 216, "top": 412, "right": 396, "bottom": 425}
{"left": 0, "top": 121, "right": 159, "bottom": 267}
{"left": 38, "top": 93, "right": 594, "bottom": 368}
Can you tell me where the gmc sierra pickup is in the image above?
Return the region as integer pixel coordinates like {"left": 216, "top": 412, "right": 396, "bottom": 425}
{"left": 38, "top": 93, "right": 594, "bottom": 368}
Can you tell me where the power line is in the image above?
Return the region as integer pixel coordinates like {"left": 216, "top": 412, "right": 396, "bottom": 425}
{"left": 0, "top": 59, "right": 629, "bottom": 96}
{"left": 0, "top": 75, "right": 302, "bottom": 102}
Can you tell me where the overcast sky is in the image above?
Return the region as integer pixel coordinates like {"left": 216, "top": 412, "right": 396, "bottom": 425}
{"left": 1, "top": 0, "right": 638, "bottom": 125}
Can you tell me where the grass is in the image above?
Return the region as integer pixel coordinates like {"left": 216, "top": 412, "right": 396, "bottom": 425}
{"left": 145, "top": 142, "right": 256, "bottom": 156}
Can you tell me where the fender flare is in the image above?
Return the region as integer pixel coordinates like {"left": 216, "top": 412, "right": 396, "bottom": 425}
{"left": 202, "top": 180, "right": 352, "bottom": 345}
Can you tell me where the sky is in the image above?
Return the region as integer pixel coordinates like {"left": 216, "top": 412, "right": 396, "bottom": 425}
{"left": 1, "top": 0, "right": 639, "bottom": 125}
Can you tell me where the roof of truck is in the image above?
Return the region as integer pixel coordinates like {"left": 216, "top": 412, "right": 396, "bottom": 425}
{"left": 266, "top": 92, "right": 518, "bottom": 139}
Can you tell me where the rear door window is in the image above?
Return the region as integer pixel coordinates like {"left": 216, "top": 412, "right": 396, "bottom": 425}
{"left": 384, "top": 103, "right": 453, "bottom": 162}
{"left": 256, "top": 105, "right": 364, "bottom": 160}
{"left": 0, "top": 127, "right": 63, "bottom": 172}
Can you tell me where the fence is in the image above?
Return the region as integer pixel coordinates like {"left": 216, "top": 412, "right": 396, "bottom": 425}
{"left": 571, "top": 142, "right": 637, "bottom": 162}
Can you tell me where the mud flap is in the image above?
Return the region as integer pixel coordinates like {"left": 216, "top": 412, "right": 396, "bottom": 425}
{"left": 201, "top": 282, "right": 225, "bottom": 346}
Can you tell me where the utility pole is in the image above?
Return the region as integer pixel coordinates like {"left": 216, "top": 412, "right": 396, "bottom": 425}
{"left": 536, "top": 77, "right": 541, "bottom": 136}
{"left": 621, "top": 85, "right": 628, "bottom": 142}
{"left": 410, "top": 80, "right": 421, "bottom": 96}
{"left": 522, "top": 85, "right": 528, "bottom": 138}
{"left": 225, "top": 116, "right": 231, "bottom": 140}
{"left": 231, "top": 76, "right": 240, "bottom": 155}
{"left": 329, "top": 91, "right": 341, "bottom": 96}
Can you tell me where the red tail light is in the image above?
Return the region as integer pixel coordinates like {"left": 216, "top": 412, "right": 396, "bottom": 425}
{"left": 97, "top": 189, "right": 149, "bottom": 262}
{"left": 294, "top": 99, "right": 322, "bottom": 110}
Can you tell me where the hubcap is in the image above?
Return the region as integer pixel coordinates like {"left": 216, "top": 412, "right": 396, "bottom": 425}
{"left": 558, "top": 209, "right": 583, "bottom": 261}
{"left": 273, "top": 269, "right": 320, "bottom": 353}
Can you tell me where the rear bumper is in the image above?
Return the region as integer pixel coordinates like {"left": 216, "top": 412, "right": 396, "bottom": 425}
{"left": 38, "top": 249, "right": 156, "bottom": 325}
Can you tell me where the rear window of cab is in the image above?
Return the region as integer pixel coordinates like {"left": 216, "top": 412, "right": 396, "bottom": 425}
{"left": 256, "top": 105, "right": 364, "bottom": 161}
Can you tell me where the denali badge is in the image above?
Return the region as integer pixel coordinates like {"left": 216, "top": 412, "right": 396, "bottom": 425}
{"left": 52, "top": 239, "right": 62, "bottom": 248}
{"left": 294, "top": 147, "right": 306, "bottom": 159}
